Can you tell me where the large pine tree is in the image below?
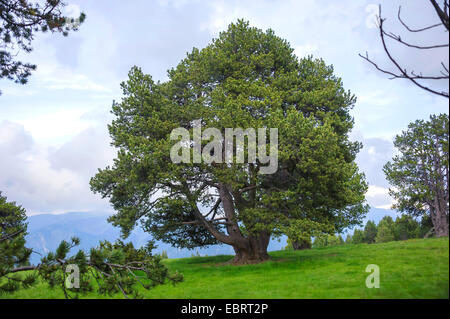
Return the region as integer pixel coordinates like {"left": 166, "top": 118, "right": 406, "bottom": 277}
{"left": 90, "top": 20, "right": 368, "bottom": 264}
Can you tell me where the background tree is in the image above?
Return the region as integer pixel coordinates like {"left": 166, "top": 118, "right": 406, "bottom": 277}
{"left": 0, "top": 192, "right": 182, "bottom": 298}
{"left": 360, "top": 1, "right": 449, "bottom": 98}
{"left": 375, "top": 216, "right": 395, "bottom": 243}
{"left": 288, "top": 237, "right": 311, "bottom": 250}
{"left": 312, "top": 234, "right": 344, "bottom": 248}
{"left": 393, "top": 215, "right": 420, "bottom": 241}
{"left": 345, "top": 234, "right": 352, "bottom": 244}
{"left": 384, "top": 114, "right": 449, "bottom": 237}
{"left": 363, "top": 220, "right": 378, "bottom": 244}
{"left": 0, "top": 0, "right": 85, "bottom": 94}
{"left": 351, "top": 229, "right": 365, "bottom": 244}
{"left": 419, "top": 214, "right": 434, "bottom": 237}
{"left": 311, "top": 234, "right": 327, "bottom": 248}
{"left": 90, "top": 20, "right": 368, "bottom": 264}
{"left": 0, "top": 191, "right": 35, "bottom": 293}
{"left": 375, "top": 224, "right": 395, "bottom": 243}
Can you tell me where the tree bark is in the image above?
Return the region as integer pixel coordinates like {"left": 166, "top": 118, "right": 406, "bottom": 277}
{"left": 215, "top": 184, "right": 271, "bottom": 264}
{"left": 434, "top": 204, "right": 449, "bottom": 237}
{"left": 291, "top": 238, "right": 312, "bottom": 250}
{"left": 187, "top": 181, "right": 272, "bottom": 264}
{"left": 230, "top": 232, "right": 271, "bottom": 264}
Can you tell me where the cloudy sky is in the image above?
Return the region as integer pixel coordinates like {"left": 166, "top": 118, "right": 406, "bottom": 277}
{"left": 0, "top": 0, "right": 448, "bottom": 215}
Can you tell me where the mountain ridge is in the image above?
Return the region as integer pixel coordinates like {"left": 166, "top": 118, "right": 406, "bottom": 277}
{"left": 25, "top": 208, "right": 400, "bottom": 264}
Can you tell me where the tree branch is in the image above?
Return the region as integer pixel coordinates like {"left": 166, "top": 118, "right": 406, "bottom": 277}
{"left": 359, "top": 5, "right": 449, "bottom": 99}
{"left": 398, "top": 6, "right": 442, "bottom": 32}
{"left": 429, "top": 0, "right": 450, "bottom": 31}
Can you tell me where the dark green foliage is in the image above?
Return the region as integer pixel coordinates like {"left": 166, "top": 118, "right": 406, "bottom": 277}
{"left": 363, "top": 220, "right": 378, "bottom": 244}
{"left": 312, "top": 234, "right": 344, "bottom": 248}
{"left": 351, "top": 229, "right": 365, "bottom": 244}
{"left": 419, "top": 214, "right": 434, "bottom": 237}
{"left": 375, "top": 216, "right": 395, "bottom": 243}
{"left": 375, "top": 224, "right": 395, "bottom": 243}
{"left": 393, "top": 215, "right": 420, "bottom": 241}
{"left": 285, "top": 237, "right": 312, "bottom": 250}
{"left": 0, "top": 0, "right": 85, "bottom": 92}
{"left": 0, "top": 192, "right": 35, "bottom": 294}
{"left": 141, "top": 200, "right": 221, "bottom": 249}
{"left": 348, "top": 214, "right": 434, "bottom": 245}
{"left": 384, "top": 114, "right": 449, "bottom": 237}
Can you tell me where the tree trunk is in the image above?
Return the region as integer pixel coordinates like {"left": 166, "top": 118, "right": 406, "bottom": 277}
{"left": 214, "top": 183, "right": 272, "bottom": 264}
{"left": 433, "top": 206, "right": 449, "bottom": 237}
{"left": 291, "top": 238, "right": 311, "bottom": 250}
{"left": 230, "top": 232, "right": 271, "bottom": 264}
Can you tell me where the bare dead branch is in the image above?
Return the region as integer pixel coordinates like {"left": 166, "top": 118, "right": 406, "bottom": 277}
{"left": 398, "top": 6, "right": 442, "bottom": 32}
{"left": 384, "top": 30, "right": 449, "bottom": 49}
{"left": 359, "top": 5, "right": 449, "bottom": 99}
{"left": 359, "top": 52, "right": 448, "bottom": 80}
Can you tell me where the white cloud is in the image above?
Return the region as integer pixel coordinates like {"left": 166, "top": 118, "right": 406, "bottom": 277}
{"left": 366, "top": 185, "right": 389, "bottom": 197}
{"left": 201, "top": 1, "right": 254, "bottom": 36}
{"left": 35, "top": 62, "right": 111, "bottom": 92}
{"left": 157, "top": 0, "right": 190, "bottom": 9}
{"left": 17, "top": 109, "right": 96, "bottom": 144}
{"left": 63, "top": 3, "right": 81, "bottom": 18}
{"left": 0, "top": 120, "right": 115, "bottom": 215}
{"left": 365, "top": 185, "right": 395, "bottom": 209}
{"left": 294, "top": 44, "right": 318, "bottom": 59}
{"left": 0, "top": 87, "right": 38, "bottom": 97}
{"left": 0, "top": 121, "right": 34, "bottom": 155}
{"left": 357, "top": 89, "right": 399, "bottom": 107}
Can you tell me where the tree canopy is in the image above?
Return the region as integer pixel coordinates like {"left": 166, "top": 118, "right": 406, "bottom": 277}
{"left": 90, "top": 20, "right": 368, "bottom": 264}
{"left": 384, "top": 114, "right": 449, "bottom": 237}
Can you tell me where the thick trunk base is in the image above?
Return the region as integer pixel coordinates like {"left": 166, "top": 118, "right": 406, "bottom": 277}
{"left": 431, "top": 208, "right": 449, "bottom": 238}
{"left": 229, "top": 233, "right": 271, "bottom": 265}
{"left": 229, "top": 250, "right": 270, "bottom": 265}
{"left": 435, "top": 225, "right": 449, "bottom": 237}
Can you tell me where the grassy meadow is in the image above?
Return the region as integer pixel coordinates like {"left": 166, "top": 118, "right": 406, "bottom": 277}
{"left": 2, "top": 237, "right": 448, "bottom": 299}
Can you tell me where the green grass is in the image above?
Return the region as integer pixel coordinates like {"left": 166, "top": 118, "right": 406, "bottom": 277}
{"left": 2, "top": 237, "right": 448, "bottom": 299}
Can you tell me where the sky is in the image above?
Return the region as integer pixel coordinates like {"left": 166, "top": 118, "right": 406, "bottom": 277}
{"left": 0, "top": 0, "right": 448, "bottom": 215}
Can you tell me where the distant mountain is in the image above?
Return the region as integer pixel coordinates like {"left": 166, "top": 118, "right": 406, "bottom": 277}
{"left": 25, "top": 207, "right": 400, "bottom": 264}
{"left": 25, "top": 211, "right": 283, "bottom": 264}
